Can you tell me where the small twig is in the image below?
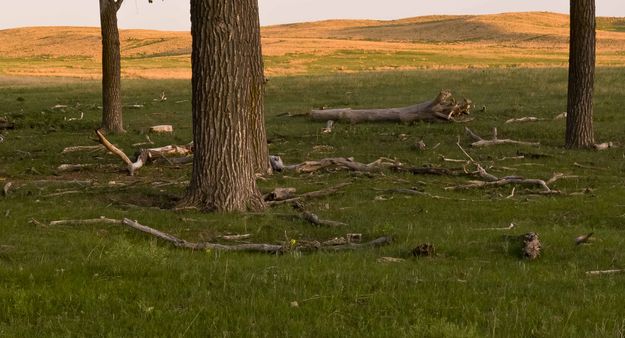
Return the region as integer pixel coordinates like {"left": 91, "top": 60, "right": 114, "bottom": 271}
{"left": 61, "top": 145, "right": 105, "bottom": 154}
{"left": 49, "top": 217, "right": 122, "bottom": 226}
{"left": 465, "top": 127, "right": 540, "bottom": 147}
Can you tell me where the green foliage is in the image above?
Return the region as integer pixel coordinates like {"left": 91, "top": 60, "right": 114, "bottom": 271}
{"left": 1, "top": 68, "right": 625, "bottom": 336}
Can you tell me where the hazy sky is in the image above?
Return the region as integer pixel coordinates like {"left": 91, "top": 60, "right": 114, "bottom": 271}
{"left": 0, "top": 0, "right": 624, "bottom": 31}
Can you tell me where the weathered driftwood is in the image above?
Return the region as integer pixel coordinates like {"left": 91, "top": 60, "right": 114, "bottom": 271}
{"left": 310, "top": 90, "right": 471, "bottom": 124}
{"left": 465, "top": 127, "right": 540, "bottom": 147}
{"left": 505, "top": 117, "right": 545, "bottom": 124}
{"left": 121, "top": 218, "right": 391, "bottom": 253}
{"left": 96, "top": 129, "right": 193, "bottom": 175}
{"left": 593, "top": 142, "right": 616, "bottom": 151}
{"left": 149, "top": 125, "right": 173, "bottom": 133}
{"left": 586, "top": 269, "right": 625, "bottom": 276}
{"left": 61, "top": 145, "right": 106, "bottom": 154}
{"left": 270, "top": 155, "right": 399, "bottom": 174}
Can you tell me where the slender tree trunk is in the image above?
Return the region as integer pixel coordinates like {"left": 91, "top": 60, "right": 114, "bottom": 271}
{"left": 182, "top": 0, "right": 266, "bottom": 212}
{"left": 566, "top": 0, "right": 596, "bottom": 148}
{"left": 99, "top": 0, "right": 125, "bottom": 133}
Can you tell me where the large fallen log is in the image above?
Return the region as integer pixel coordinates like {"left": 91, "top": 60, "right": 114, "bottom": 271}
{"left": 270, "top": 155, "right": 399, "bottom": 174}
{"left": 310, "top": 90, "right": 471, "bottom": 123}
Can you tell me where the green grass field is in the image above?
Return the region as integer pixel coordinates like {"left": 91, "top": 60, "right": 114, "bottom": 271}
{"left": 1, "top": 68, "right": 625, "bottom": 336}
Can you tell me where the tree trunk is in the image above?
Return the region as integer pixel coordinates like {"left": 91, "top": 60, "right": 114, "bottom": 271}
{"left": 182, "top": 0, "right": 266, "bottom": 212}
{"left": 566, "top": 0, "right": 596, "bottom": 148}
{"left": 99, "top": 0, "right": 125, "bottom": 133}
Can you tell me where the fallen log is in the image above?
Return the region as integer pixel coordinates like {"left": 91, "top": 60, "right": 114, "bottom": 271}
{"left": 267, "top": 183, "right": 351, "bottom": 206}
{"left": 121, "top": 218, "right": 391, "bottom": 253}
{"left": 292, "top": 201, "right": 347, "bottom": 227}
{"left": 310, "top": 90, "right": 471, "bottom": 124}
{"left": 270, "top": 155, "right": 399, "bottom": 174}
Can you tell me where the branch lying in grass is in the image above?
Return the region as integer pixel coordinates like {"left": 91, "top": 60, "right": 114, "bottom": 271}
{"left": 586, "top": 269, "right": 625, "bottom": 276}
{"left": 593, "top": 142, "right": 617, "bottom": 151}
{"left": 465, "top": 127, "right": 540, "bottom": 147}
{"left": 121, "top": 218, "right": 391, "bottom": 253}
{"left": 292, "top": 201, "right": 347, "bottom": 227}
{"left": 61, "top": 145, "right": 105, "bottom": 154}
{"left": 505, "top": 117, "right": 545, "bottom": 124}
{"left": 96, "top": 129, "right": 193, "bottom": 175}
{"left": 310, "top": 90, "right": 472, "bottom": 123}
{"left": 267, "top": 183, "right": 351, "bottom": 206}
{"left": 270, "top": 155, "right": 400, "bottom": 174}
{"left": 49, "top": 217, "right": 122, "bottom": 226}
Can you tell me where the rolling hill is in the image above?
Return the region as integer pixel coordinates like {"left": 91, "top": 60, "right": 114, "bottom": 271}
{"left": 0, "top": 12, "right": 624, "bottom": 78}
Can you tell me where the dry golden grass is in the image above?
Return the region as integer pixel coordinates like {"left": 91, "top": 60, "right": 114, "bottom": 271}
{"left": 0, "top": 12, "right": 623, "bottom": 78}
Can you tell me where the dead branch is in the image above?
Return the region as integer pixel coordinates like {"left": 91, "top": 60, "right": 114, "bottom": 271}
{"left": 505, "top": 117, "right": 545, "bottom": 124}
{"left": 446, "top": 176, "right": 552, "bottom": 192}
{"left": 270, "top": 156, "right": 399, "bottom": 174}
{"left": 263, "top": 187, "right": 297, "bottom": 202}
{"left": 49, "top": 217, "right": 122, "bottom": 226}
{"left": 310, "top": 90, "right": 471, "bottom": 124}
{"left": 593, "top": 142, "right": 616, "bottom": 151}
{"left": 96, "top": 129, "right": 193, "bottom": 175}
{"left": 121, "top": 218, "right": 390, "bottom": 253}
{"left": 586, "top": 269, "right": 625, "bottom": 276}
{"left": 465, "top": 127, "right": 540, "bottom": 147}
{"left": 149, "top": 125, "right": 173, "bottom": 133}
{"left": 219, "top": 234, "right": 252, "bottom": 241}
{"left": 267, "top": 183, "right": 351, "bottom": 206}
{"left": 61, "top": 145, "right": 105, "bottom": 154}
{"left": 292, "top": 201, "right": 347, "bottom": 227}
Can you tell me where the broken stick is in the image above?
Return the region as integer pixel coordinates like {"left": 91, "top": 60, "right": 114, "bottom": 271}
{"left": 465, "top": 127, "right": 540, "bottom": 147}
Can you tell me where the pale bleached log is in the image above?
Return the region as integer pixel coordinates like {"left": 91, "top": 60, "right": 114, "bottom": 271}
{"left": 61, "top": 145, "right": 105, "bottom": 154}
{"left": 310, "top": 91, "right": 471, "bottom": 124}
{"left": 50, "top": 217, "right": 122, "bottom": 226}
{"left": 465, "top": 127, "right": 540, "bottom": 147}
{"left": 149, "top": 125, "right": 173, "bottom": 133}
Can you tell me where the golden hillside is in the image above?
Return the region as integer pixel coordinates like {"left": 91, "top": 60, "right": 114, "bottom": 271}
{"left": 0, "top": 12, "right": 624, "bottom": 78}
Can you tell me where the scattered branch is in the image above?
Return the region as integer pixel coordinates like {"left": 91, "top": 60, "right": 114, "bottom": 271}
{"left": 267, "top": 183, "right": 351, "bottom": 206}
{"left": 593, "top": 142, "right": 616, "bottom": 151}
{"left": 270, "top": 155, "right": 399, "bottom": 174}
{"left": 586, "top": 269, "right": 625, "bottom": 276}
{"left": 61, "top": 145, "right": 105, "bottom": 154}
{"left": 49, "top": 217, "right": 122, "bottom": 226}
{"left": 121, "top": 218, "right": 390, "bottom": 253}
{"left": 465, "top": 127, "right": 540, "bottom": 147}
{"left": 292, "top": 201, "right": 347, "bottom": 227}
{"left": 505, "top": 117, "right": 545, "bottom": 124}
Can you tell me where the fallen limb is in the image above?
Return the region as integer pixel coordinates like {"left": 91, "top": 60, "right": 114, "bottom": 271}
{"left": 267, "top": 183, "right": 351, "bottom": 206}
{"left": 505, "top": 117, "right": 545, "bottom": 124}
{"left": 61, "top": 145, "right": 105, "bottom": 154}
{"left": 586, "top": 269, "right": 625, "bottom": 276}
{"left": 465, "top": 127, "right": 540, "bottom": 147}
{"left": 593, "top": 142, "right": 616, "bottom": 151}
{"left": 292, "top": 201, "right": 347, "bottom": 227}
{"left": 50, "top": 217, "right": 122, "bottom": 226}
{"left": 310, "top": 90, "right": 471, "bottom": 124}
{"left": 270, "top": 155, "right": 399, "bottom": 174}
{"left": 263, "top": 187, "right": 297, "bottom": 202}
{"left": 121, "top": 218, "right": 390, "bottom": 253}
{"left": 96, "top": 129, "right": 193, "bottom": 175}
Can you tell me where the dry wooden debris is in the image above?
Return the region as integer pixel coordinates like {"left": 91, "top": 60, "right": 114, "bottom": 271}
{"left": 310, "top": 90, "right": 471, "bottom": 124}
{"left": 412, "top": 243, "right": 436, "bottom": 257}
{"left": 377, "top": 256, "right": 405, "bottom": 263}
{"left": 263, "top": 187, "right": 297, "bottom": 202}
{"left": 219, "top": 234, "right": 252, "bottom": 241}
{"left": 575, "top": 232, "right": 593, "bottom": 245}
{"left": 522, "top": 232, "right": 541, "bottom": 260}
{"left": 586, "top": 269, "right": 625, "bottom": 276}
{"left": 96, "top": 129, "right": 193, "bottom": 175}
{"left": 49, "top": 217, "right": 122, "bottom": 226}
{"left": 553, "top": 112, "right": 567, "bottom": 120}
{"left": 505, "top": 117, "right": 544, "bottom": 124}
{"left": 593, "top": 142, "right": 616, "bottom": 151}
{"left": 61, "top": 145, "right": 105, "bottom": 154}
{"left": 269, "top": 155, "right": 399, "bottom": 174}
{"left": 267, "top": 183, "right": 351, "bottom": 206}
{"left": 121, "top": 218, "right": 391, "bottom": 254}
{"left": 292, "top": 201, "right": 347, "bottom": 227}
{"left": 149, "top": 125, "right": 174, "bottom": 133}
{"left": 465, "top": 127, "right": 540, "bottom": 147}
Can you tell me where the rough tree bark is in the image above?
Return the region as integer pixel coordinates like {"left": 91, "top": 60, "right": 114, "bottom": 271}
{"left": 566, "top": 0, "right": 596, "bottom": 148}
{"left": 99, "top": 0, "right": 125, "bottom": 133}
{"left": 181, "top": 0, "right": 267, "bottom": 212}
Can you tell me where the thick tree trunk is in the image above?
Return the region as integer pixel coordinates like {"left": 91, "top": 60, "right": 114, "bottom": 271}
{"left": 99, "top": 0, "right": 125, "bottom": 133}
{"left": 566, "top": 0, "right": 596, "bottom": 148}
{"left": 182, "top": 0, "right": 266, "bottom": 212}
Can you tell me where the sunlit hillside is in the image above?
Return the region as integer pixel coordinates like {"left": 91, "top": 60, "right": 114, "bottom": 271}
{"left": 0, "top": 12, "right": 624, "bottom": 78}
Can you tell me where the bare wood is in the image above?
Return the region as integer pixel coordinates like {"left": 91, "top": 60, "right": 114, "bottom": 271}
{"left": 466, "top": 127, "right": 540, "bottom": 147}
{"left": 310, "top": 91, "right": 471, "bottom": 123}
{"left": 586, "top": 269, "right": 625, "bottom": 276}
{"left": 121, "top": 218, "right": 390, "bottom": 253}
{"left": 267, "top": 183, "right": 351, "bottom": 206}
{"left": 292, "top": 202, "right": 347, "bottom": 227}
{"left": 505, "top": 117, "right": 544, "bottom": 124}
{"left": 149, "top": 125, "right": 174, "bottom": 133}
{"left": 271, "top": 156, "right": 399, "bottom": 174}
{"left": 220, "top": 234, "right": 252, "bottom": 241}
{"left": 593, "top": 142, "right": 616, "bottom": 151}
{"left": 61, "top": 145, "right": 105, "bottom": 154}
{"left": 57, "top": 164, "right": 94, "bottom": 172}
{"left": 263, "top": 187, "right": 297, "bottom": 201}
{"left": 50, "top": 217, "right": 122, "bottom": 226}
{"left": 96, "top": 129, "right": 132, "bottom": 165}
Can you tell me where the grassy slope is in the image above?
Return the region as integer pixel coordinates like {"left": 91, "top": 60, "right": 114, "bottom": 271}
{"left": 1, "top": 68, "right": 625, "bottom": 336}
{"left": 1, "top": 12, "right": 625, "bottom": 78}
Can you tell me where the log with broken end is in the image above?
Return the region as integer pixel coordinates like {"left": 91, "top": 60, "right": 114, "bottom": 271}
{"left": 269, "top": 155, "right": 400, "bottom": 174}
{"left": 310, "top": 90, "right": 471, "bottom": 124}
